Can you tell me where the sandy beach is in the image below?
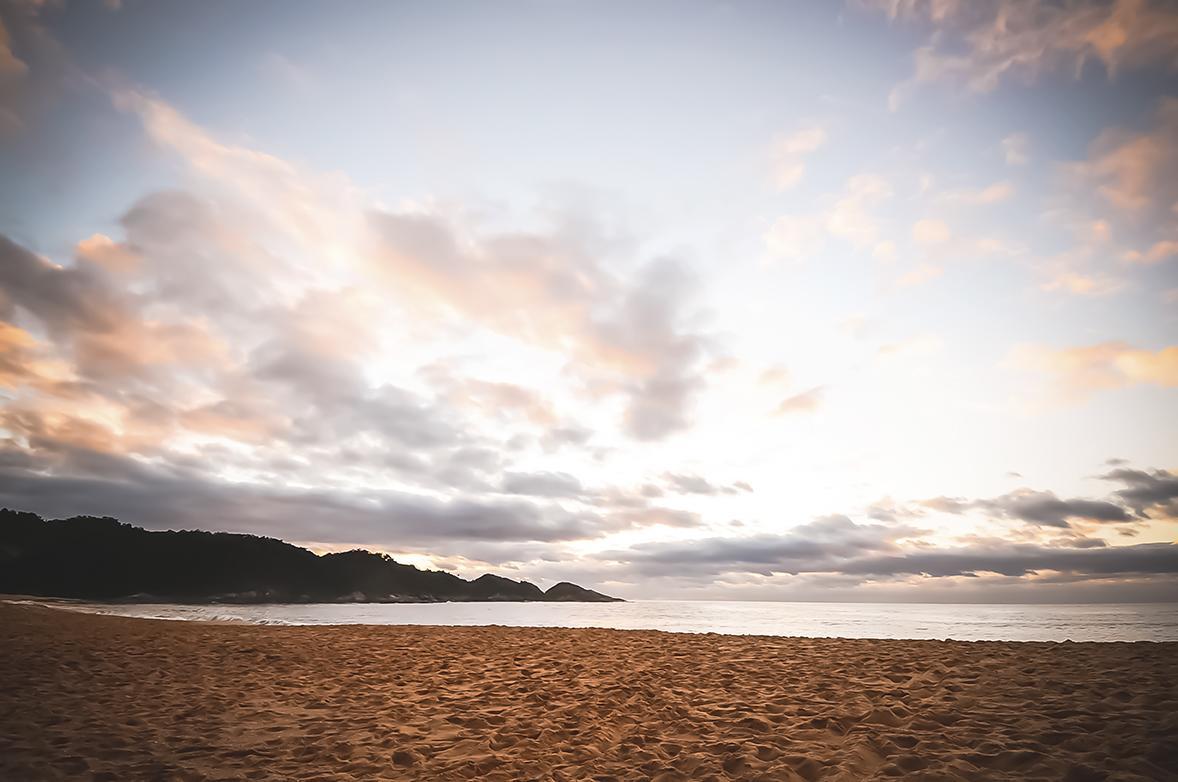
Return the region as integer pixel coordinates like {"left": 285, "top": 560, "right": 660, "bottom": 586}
{"left": 2, "top": 603, "right": 1176, "bottom": 781}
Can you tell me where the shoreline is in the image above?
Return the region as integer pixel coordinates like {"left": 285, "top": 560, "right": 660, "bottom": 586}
{"left": 3, "top": 602, "right": 1177, "bottom": 780}
{"left": 5, "top": 595, "right": 1174, "bottom": 643}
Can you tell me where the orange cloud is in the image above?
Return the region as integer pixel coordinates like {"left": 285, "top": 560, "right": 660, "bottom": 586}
{"left": 75, "top": 233, "right": 139, "bottom": 273}
{"left": 1041, "top": 271, "right": 1124, "bottom": 297}
{"left": 875, "top": 0, "right": 1178, "bottom": 102}
{"left": 0, "top": 321, "right": 38, "bottom": 388}
{"left": 1070, "top": 97, "right": 1178, "bottom": 215}
{"left": 0, "top": 17, "right": 29, "bottom": 80}
{"left": 1013, "top": 341, "right": 1178, "bottom": 398}
{"left": 1123, "top": 239, "right": 1178, "bottom": 265}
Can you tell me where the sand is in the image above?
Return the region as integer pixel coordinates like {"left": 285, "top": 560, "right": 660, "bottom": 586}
{"left": 1, "top": 603, "right": 1176, "bottom": 781}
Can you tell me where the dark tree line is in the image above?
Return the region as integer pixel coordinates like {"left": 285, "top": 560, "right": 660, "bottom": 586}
{"left": 0, "top": 509, "right": 620, "bottom": 603}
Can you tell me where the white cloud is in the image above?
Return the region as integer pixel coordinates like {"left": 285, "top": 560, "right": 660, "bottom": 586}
{"left": 775, "top": 385, "right": 825, "bottom": 415}
{"left": 893, "top": 263, "right": 943, "bottom": 289}
{"left": 764, "top": 213, "right": 824, "bottom": 259}
{"left": 912, "top": 218, "right": 951, "bottom": 245}
{"left": 872, "top": 240, "right": 898, "bottom": 261}
{"left": 940, "top": 181, "right": 1016, "bottom": 205}
{"left": 771, "top": 125, "right": 826, "bottom": 190}
{"left": 826, "top": 174, "right": 893, "bottom": 248}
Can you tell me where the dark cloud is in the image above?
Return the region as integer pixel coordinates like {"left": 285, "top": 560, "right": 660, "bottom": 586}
{"left": 0, "top": 1, "right": 67, "bottom": 136}
{"left": 0, "top": 234, "right": 122, "bottom": 333}
{"left": 603, "top": 515, "right": 914, "bottom": 577}
{"left": 840, "top": 544, "right": 1178, "bottom": 579}
{"left": 1101, "top": 467, "right": 1178, "bottom": 518}
{"left": 500, "top": 471, "right": 584, "bottom": 498}
{"left": 975, "top": 491, "right": 1132, "bottom": 527}
{"left": 0, "top": 447, "right": 601, "bottom": 547}
{"left": 0, "top": 232, "right": 226, "bottom": 386}
{"left": 922, "top": 488, "right": 1133, "bottom": 528}
{"left": 604, "top": 515, "right": 1178, "bottom": 584}
{"left": 248, "top": 341, "right": 464, "bottom": 452}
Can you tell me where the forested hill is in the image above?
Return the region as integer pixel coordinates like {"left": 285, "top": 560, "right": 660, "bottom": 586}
{"left": 0, "top": 509, "right": 621, "bottom": 604}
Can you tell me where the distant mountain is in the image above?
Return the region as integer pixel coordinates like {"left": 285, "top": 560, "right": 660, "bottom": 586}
{"left": 0, "top": 509, "right": 622, "bottom": 604}
{"left": 543, "top": 581, "right": 620, "bottom": 602}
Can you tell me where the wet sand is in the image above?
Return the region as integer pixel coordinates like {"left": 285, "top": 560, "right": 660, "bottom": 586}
{"left": 1, "top": 602, "right": 1176, "bottom": 781}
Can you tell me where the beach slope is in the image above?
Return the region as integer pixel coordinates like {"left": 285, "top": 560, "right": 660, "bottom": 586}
{"left": 1, "top": 602, "right": 1175, "bottom": 780}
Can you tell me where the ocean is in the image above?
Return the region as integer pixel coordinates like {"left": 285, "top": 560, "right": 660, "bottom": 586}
{"left": 23, "top": 599, "right": 1178, "bottom": 642}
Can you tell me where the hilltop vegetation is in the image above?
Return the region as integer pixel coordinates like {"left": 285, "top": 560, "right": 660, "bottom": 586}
{"left": 0, "top": 509, "right": 621, "bottom": 604}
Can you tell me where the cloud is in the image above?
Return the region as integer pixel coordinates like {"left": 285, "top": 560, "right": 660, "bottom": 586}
{"left": 662, "top": 473, "right": 753, "bottom": 496}
{"left": 600, "top": 511, "right": 1177, "bottom": 583}
{"left": 74, "top": 234, "right": 140, "bottom": 274}
{"left": 1040, "top": 270, "right": 1124, "bottom": 297}
{"left": 877, "top": 334, "right": 943, "bottom": 358}
{"left": 1003, "top": 132, "right": 1031, "bottom": 165}
{"left": 837, "top": 542, "right": 1178, "bottom": 579}
{"left": 0, "top": 234, "right": 227, "bottom": 383}
{"left": 912, "top": 218, "right": 951, "bottom": 245}
{"left": 109, "top": 88, "right": 720, "bottom": 442}
{"left": 764, "top": 213, "right": 824, "bottom": 260}
{"left": 924, "top": 489, "right": 1133, "bottom": 528}
{"left": 0, "top": 451, "right": 602, "bottom": 547}
{"left": 0, "top": 4, "right": 66, "bottom": 135}
{"left": 764, "top": 174, "right": 894, "bottom": 260}
{"left": 771, "top": 125, "right": 826, "bottom": 190}
{"left": 367, "top": 214, "right": 713, "bottom": 441}
{"left": 0, "top": 16, "right": 28, "bottom": 82}
{"left": 3, "top": 21, "right": 1174, "bottom": 604}
{"left": 775, "top": 385, "right": 825, "bottom": 414}
{"left": 893, "top": 263, "right": 943, "bottom": 289}
{"left": 500, "top": 471, "right": 584, "bottom": 498}
{"left": 1123, "top": 239, "right": 1178, "bottom": 265}
{"left": 871, "top": 0, "right": 1178, "bottom": 103}
{"left": 1012, "top": 341, "right": 1178, "bottom": 398}
{"left": 603, "top": 514, "right": 915, "bottom": 577}
{"left": 1068, "top": 96, "right": 1178, "bottom": 217}
{"left": 1041, "top": 97, "right": 1177, "bottom": 297}
{"left": 826, "top": 174, "right": 893, "bottom": 248}
{"left": 421, "top": 366, "right": 558, "bottom": 427}
{"left": 0, "top": 426, "right": 712, "bottom": 550}
{"left": 0, "top": 87, "right": 734, "bottom": 562}
{"left": 758, "top": 364, "right": 791, "bottom": 386}
{"left": 1100, "top": 467, "right": 1178, "bottom": 518}
{"left": 939, "top": 181, "right": 1016, "bottom": 205}
{"left": 872, "top": 240, "right": 898, "bottom": 261}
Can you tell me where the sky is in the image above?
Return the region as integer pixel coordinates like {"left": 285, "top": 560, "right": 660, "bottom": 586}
{"left": 1, "top": 0, "right": 1176, "bottom": 602}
